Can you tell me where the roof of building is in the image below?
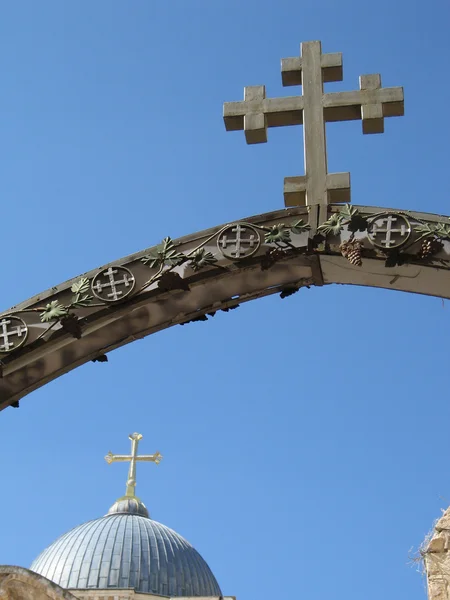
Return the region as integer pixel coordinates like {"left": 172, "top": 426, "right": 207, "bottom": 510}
{"left": 30, "top": 497, "right": 222, "bottom": 597}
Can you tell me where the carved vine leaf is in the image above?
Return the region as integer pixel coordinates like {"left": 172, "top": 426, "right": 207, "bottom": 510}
{"left": 384, "top": 250, "right": 410, "bottom": 268}
{"left": 265, "top": 224, "right": 291, "bottom": 244}
{"left": 189, "top": 248, "right": 218, "bottom": 271}
{"left": 414, "top": 223, "right": 437, "bottom": 236}
{"left": 290, "top": 219, "right": 311, "bottom": 235}
{"left": 348, "top": 215, "right": 369, "bottom": 233}
{"left": 71, "top": 294, "right": 94, "bottom": 308}
{"left": 71, "top": 277, "right": 90, "bottom": 295}
{"left": 40, "top": 300, "right": 68, "bottom": 322}
{"left": 338, "top": 205, "right": 368, "bottom": 233}
{"left": 263, "top": 219, "right": 310, "bottom": 246}
{"left": 435, "top": 224, "right": 450, "bottom": 239}
{"left": 317, "top": 213, "right": 345, "bottom": 236}
{"left": 260, "top": 248, "right": 289, "bottom": 271}
{"left": 60, "top": 313, "right": 82, "bottom": 339}
{"left": 69, "top": 277, "right": 93, "bottom": 308}
{"left": 157, "top": 271, "right": 190, "bottom": 292}
{"left": 141, "top": 237, "right": 186, "bottom": 268}
{"left": 415, "top": 222, "right": 450, "bottom": 240}
{"left": 339, "top": 204, "right": 357, "bottom": 217}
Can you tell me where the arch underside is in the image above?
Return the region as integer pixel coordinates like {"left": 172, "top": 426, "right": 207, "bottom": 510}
{"left": 1, "top": 204, "right": 449, "bottom": 410}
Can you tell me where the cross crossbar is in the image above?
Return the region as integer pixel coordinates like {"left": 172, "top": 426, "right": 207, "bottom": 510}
{"left": 223, "top": 40, "right": 404, "bottom": 208}
{"left": 105, "top": 432, "right": 162, "bottom": 498}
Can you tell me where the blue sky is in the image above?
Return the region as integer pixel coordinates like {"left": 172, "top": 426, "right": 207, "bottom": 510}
{"left": 1, "top": 2, "right": 450, "bottom": 600}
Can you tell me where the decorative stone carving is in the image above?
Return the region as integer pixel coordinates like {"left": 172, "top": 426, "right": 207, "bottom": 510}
{"left": 217, "top": 224, "right": 261, "bottom": 259}
{"left": 224, "top": 40, "right": 404, "bottom": 207}
{"left": 92, "top": 266, "right": 135, "bottom": 302}
{"left": 0, "top": 567, "right": 77, "bottom": 600}
{"left": 367, "top": 213, "right": 411, "bottom": 249}
{"left": 0, "top": 316, "right": 28, "bottom": 353}
{"left": 4, "top": 205, "right": 450, "bottom": 410}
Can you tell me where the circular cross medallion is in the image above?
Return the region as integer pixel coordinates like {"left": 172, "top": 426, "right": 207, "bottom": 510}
{"left": 367, "top": 213, "right": 411, "bottom": 250}
{"left": 92, "top": 266, "right": 136, "bottom": 303}
{"left": 0, "top": 315, "right": 28, "bottom": 353}
{"left": 217, "top": 223, "right": 261, "bottom": 260}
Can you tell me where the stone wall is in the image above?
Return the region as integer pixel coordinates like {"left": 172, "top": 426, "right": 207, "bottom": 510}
{"left": 0, "top": 568, "right": 234, "bottom": 600}
{"left": 0, "top": 566, "right": 78, "bottom": 600}
{"left": 73, "top": 591, "right": 162, "bottom": 600}
{"left": 73, "top": 592, "right": 234, "bottom": 600}
{"left": 425, "top": 509, "right": 450, "bottom": 600}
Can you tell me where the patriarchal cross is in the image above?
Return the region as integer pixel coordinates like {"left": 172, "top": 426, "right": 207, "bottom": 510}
{"left": 105, "top": 432, "right": 162, "bottom": 498}
{"left": 223, "top": 40, "right": 404, "bottom": 208}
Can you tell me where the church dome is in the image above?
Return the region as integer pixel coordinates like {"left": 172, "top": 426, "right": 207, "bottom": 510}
{"left": 30, "top": 433, "right": 222, "bottom": 597}
{"left": 30, "top": 504, "right": 222, "bottom": 597}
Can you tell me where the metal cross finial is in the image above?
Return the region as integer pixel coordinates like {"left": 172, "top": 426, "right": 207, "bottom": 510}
{"left": 105, "top": 432, "right": 162, "bottom": 498}
{"left": 223, "top": 40, "right": 404, "bottom": 209}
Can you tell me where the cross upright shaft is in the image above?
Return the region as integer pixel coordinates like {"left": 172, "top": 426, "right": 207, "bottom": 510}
{"left": 289, "top": 42, "right": 335, "bottom": 209}
{"left": 223, "top": 40, "right": 404, "bottom": 208}
{"left": 105, "top": 432, "right": 162, "bottom": 498}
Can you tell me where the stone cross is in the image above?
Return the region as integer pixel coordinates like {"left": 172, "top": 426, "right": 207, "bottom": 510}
{"left": 0, "top": 318, "right": 27, "bottom": 352}
{"left": 369, "top": 214, "right": 410, "bottom": 248}
{"left": 219, "top": 224, "right": 258, "bottom": 258}
{"left": 105, "top": 432, "right": 162, "bottom": 498}
{"left": 223, "top": 40, "right": 404, "bottom": 208}
{"left": 94, "top": 267, "right": 134, "bottom": 301}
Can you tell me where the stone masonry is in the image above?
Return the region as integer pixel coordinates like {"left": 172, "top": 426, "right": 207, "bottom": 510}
{"left": 425, "top": 508, "right": 450, "bottom": 600}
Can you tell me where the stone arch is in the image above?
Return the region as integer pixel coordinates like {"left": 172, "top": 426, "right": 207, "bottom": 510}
{"left": 0, "top": 566, "right": 78, "bottom": 600}
{"left": 1, "top": 204, "right": 449, "bottom": 410}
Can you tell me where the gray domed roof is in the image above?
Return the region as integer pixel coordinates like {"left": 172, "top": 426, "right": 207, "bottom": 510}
{"left": 107, "top": 496, "right": 150, "bottom": 518}
{"left": 30, "top": 505, "right": 221, "bottom": 597}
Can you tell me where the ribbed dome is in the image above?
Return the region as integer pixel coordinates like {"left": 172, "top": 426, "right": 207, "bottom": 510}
{"left": 30, "top": 510, "right": 221, "bottom": 597}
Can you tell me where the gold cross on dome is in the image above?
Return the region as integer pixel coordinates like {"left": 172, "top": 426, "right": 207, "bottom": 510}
{"left": 105, "top": 432, "right": 162, "bottom": 498}
{"left": 223, "top": 40, "right": 404, "bottom": 208}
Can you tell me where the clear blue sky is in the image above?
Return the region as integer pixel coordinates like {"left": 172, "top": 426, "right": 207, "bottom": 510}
{"left": 1, "top": 2, "right": 449, "bottom": 600}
